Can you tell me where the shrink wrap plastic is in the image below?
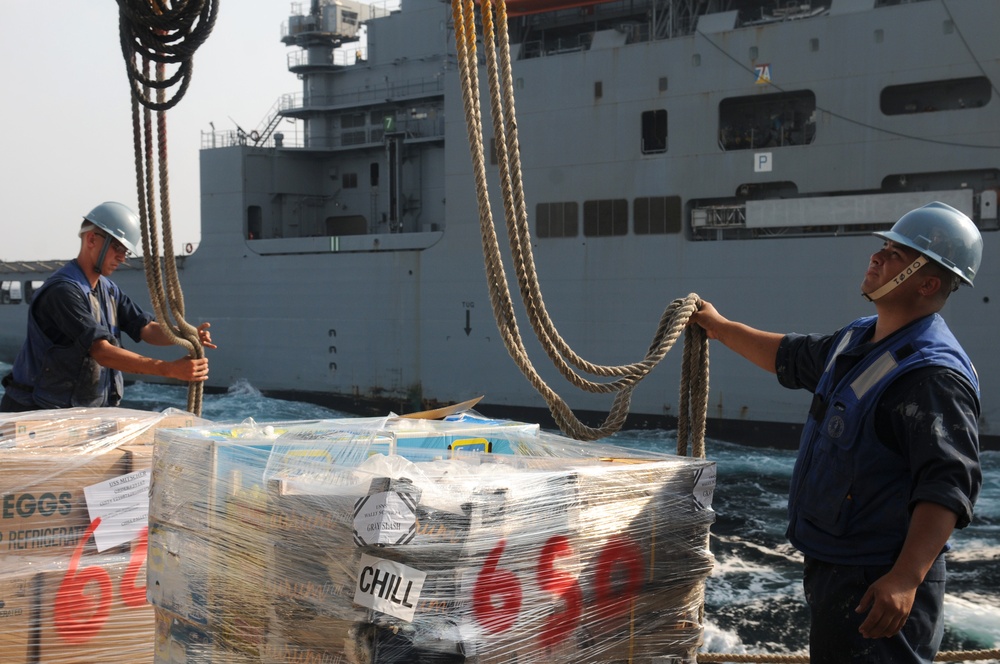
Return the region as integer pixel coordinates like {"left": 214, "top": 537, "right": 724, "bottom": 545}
{"left": 0, "top": 407, "right": 207, "bottom": 664}
{"left": 148, "top": 413, "right": 717, "bottom": 663}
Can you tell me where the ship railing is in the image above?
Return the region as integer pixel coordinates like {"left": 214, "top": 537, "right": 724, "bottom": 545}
{"left": 287, "top": 47, "right": 368, "bottom": 69}
{"left": 280, "top": 76, "right": 445, "bottom": 111}
{"left": 320, "top": 115, "right": 445, "bottom": 149}
{"left": 515, "top": 0, "right": 699, "bottom": 58}
{"left": 256, "top": 93, "right": 308, "bottom": 144}
{"left": 199, "top": 116, "right": 441, "bottom": 152}
{"left": 199, "top": 92, "right": 306, "bottom": 150}
{"left": 691, "top": 205, "right": 747, "bottom": 229}
{"left": 201, "top": 123, "right": 304, "bottom": 150}
{"left": 0, "top": 261, "right": 65, "bottom": 275}
{"left": 873, "top": 0, "right": 933, "bottom": 6}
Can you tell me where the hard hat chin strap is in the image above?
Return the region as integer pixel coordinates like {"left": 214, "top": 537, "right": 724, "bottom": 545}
{"left": 862, "top": 256, "right": 926, "bottom": 302}
{"left": 95, "top": 235, "right": 113, "bottom": 276}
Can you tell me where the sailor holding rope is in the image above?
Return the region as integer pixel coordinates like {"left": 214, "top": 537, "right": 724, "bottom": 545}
{"left": 1, "top": 202, "right": 215, "bottom": 412}
{"left": 690, "top": 202, "right": 983, "bottom": 663}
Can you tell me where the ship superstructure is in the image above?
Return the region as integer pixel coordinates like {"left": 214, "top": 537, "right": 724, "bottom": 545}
{"left": 2, "top": 0, "right": 997, "bottom": 447}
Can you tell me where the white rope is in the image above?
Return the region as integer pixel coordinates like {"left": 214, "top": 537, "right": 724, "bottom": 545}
{"left": 451, "top": 0, "right": 709, "bottom": 443}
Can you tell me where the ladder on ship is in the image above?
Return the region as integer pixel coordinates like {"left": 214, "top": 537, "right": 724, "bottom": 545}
{"left": 246, "top": 95, "right": 291, "bottom": 147}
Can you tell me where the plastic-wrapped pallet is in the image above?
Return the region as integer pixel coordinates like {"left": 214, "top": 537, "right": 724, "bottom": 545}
{"left": 148, "top": 415, "right": 717, "bottom": 663}
{"left": 0, "top": 407, "right": 208, "bottom": 664}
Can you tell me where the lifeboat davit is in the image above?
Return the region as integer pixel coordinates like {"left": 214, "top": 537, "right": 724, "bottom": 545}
{"left": 479, "top": 0, "right": 609, "bottom": 17}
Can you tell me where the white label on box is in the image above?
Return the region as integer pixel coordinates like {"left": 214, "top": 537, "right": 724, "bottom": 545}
{"left": 83, "top": 469, "right": 150, "bottom": 551}
{"left": 353, "top": 491, "right": 417, "bottom": 546}
{"left": 693, "top": 465, "right": 717, "bottom": 510}
{"left": 353, "top": 553, "right": 427, "bottom": 622}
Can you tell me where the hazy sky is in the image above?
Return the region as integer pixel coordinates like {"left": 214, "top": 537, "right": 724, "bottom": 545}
{"left": 0, "top": 1, "right": 298, "bottom": 261}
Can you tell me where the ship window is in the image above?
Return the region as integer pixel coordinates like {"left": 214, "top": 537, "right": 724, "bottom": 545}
{"left": 634, "top": 196, "right": 682, "bottom": 235}
{"left": 370, "top": 162, "right": 379, "bottom": 187}
{"left": 341, "top": 113, "right": 366, "bottom": 129}
{"left": 881, "top": 76, "right": 991, "bottom": 115}
{"left": 583, "top": 199, "right": 628, "bottom": 237}
{"left": 325, "top": 215, "right": 367, "bottom": 236}
{"left": 24, "top": 280, "right": 43, "bottom": 304}
{"left": 342, "top": 131, "right": 367, "bottom": 146}
{"left": 343, "top": 172, "right": 358, "bottom": 189}
{"left": 595, "top": 81, "right": 603, "bottom": 100}
{"left": 641, "top": 110, "right": 667, "bottom": 154}
{"left": 0, "top": 280, "right": 22, "bottom": 305}
{"left": 719, "top": 90, "right": 816, "bottom": 150}
{"left": 536, "top": 202, "right": 578, "bottom": 238}
{"left": 247, "top": 205, "right": 262, "bottom": 240}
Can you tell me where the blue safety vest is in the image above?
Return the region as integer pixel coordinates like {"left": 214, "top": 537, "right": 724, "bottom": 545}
{"left": 10, "top": 260, "right": 125, "bottom": 408}
{"left": 787, "top": 314, "right": 979, "bottom": 565}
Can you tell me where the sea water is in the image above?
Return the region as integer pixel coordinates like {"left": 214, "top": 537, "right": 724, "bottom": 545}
{"left": 2, "top": 366, "right": 998, "bottom": 657}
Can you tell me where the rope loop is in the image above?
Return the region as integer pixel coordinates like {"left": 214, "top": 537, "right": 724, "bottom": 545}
{"left": 452, "top": 0, "right": 708, "bottom": 445}
{"left": 119, "top": 0, "right": 216, "bottom": 414}
{"left": 117, "top": 0, "right": 219, "bottom": 111}
{"left": 696, "top": 647, "right": 1000, "bottom": 662}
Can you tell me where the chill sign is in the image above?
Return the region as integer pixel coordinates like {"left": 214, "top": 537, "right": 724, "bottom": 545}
{"left": 354, "top": 553, "right": 427, "bottom": 622}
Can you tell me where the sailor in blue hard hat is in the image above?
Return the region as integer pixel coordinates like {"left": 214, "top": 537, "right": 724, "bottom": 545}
{"left": 689, "top": 201, "right": 983, "bottom": 664}
{"left": 1, "top": 202, "right": 216, "bottom": 412}
{"left": 863, "top": 201, "right": 983, "bottom": 301}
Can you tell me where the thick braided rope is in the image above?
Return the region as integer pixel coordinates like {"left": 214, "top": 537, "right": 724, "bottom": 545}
{"left": 117, "top": 0, "right": 218, "bottom": 112}
{"left": 697, "top": 649, "right": 1000, "bottom": 662}
{"left": 485, "top": 0, "right": 685, "bottom": 383}
{"left": 453, "top": 0, "right": 709, "bottom": 440}
{"left": 156, "top": 85, "right": 204, "bottom": 414}
{"left": 934, "top": 650, "right": 1000, "bottom": 662}
{"left": 678, "top": 325, "right": 710, "bottom": 458}
{"left": 121, "top": 1, "right": 211, "bottom": 414}
{"left": 698, "top": 655, "right": 809, "bottom": 663}
{"left": 481, "top": 0, "right": 705, "bottom": 396}
{"left": 130, "top": 67, "right": 204, "bottom": 414}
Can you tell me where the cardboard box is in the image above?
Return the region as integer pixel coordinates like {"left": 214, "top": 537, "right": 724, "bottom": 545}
{"left": 147, "top": 419, "right": 716, "bottom": 663}
{"left": 32, "top": 551, "right": 154, "bottom": 664}
{"left": 265, "top": 608, "right": 357, "bottom": 656}
{"left": 0, "top": 566, "right": 33, "bottom": 664}
{"left": 133, "top": 412, "right": 204, "bottom": 447}
{"left": 154, "top": 610, "right": 228, "bottom": 664}
{"left": 123, "top": 444, "right": 155, "bottom": 474}
{"left": 0, "top": 417, "right": 118, "bottom": 449}
{"left": 0, "top": 449, "right": 129, "bottom": 557}
{"left": 146, "top": 523, "right": 214, "bottom": 628}
{"left": 150, "top": 431, "right": 277, "bottom": 531}
{"left": 259, "top": 641, "right": 352, "bottom": 664}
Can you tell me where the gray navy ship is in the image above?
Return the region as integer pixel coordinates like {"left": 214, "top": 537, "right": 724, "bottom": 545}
{"left": 1, "top": 0, "right": 998, "bottom": 448}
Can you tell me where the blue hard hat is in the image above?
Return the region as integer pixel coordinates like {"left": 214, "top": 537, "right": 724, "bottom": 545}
{"left": 874, "top": 201, "right": 983, "bottom": 286}
{"left": 83, "top": 202, "right": 142, "bottom": 256}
